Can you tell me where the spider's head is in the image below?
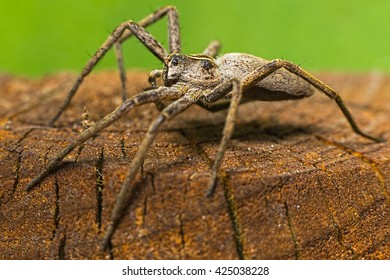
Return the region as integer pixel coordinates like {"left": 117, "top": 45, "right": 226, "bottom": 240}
{"left": 163, "top": 54, "right": 221, "bottom": 87}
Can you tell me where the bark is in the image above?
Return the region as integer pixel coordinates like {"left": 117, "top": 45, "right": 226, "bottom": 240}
{"left": 0, "top": 71, "right": 389, "bottom": 260}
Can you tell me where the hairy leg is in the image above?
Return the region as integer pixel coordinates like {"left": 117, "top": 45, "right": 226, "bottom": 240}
{"left": 26, "top": 87, "right": 181, "bottom": 191}
{"left": 114, "top": 42, "right": 128, "bottom": 102}
{"left": 195, "top": 79, "right": 234, "bottom": 112}
{"left": 102, "top": 95, "right": 195, "bottom": 249}
{"left": 204, "top": 79, "right": 243, "bottom": 196}
{"left": 203, "top": 40, "right": 221, "bottom": 58}
{"left": 119, "top": 6, "right": 180, "bottom": 53}
{"left": 49, "top": 8, "right": 177, "bottom": 125}
{"left": 242, "top": 59, "right": 383, "bottom": 142}
{"left": 115, "top": 6, "right": 181, "bottom": 101}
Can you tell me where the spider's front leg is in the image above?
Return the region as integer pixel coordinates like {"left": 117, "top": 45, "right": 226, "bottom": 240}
{"left": 102, "top": 94, "right": 196, "bottom": 249}
{"left": 118, "top": 6, "right": 180, "bottom": 52}
{"left": 196, "top": 78, "right": 243, "bottom": 197}
{"left": 115, "top": 6, "right": 181, "bottom": 101}
{"left": 242, "top": 59, "right": 384, "bottom": 142}
{"left": 49, "top": 6, "right": 181, "bottom": 125}
{"left": 26, "top": 87, "right": 181, "bottom": 191}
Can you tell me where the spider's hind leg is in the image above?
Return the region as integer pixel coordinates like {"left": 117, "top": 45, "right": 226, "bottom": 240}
{"left": 241, "top": 59, "right": 383, "bottom": 142}
{"left": 203, "top": 40, "right": 222, "bottom": 58}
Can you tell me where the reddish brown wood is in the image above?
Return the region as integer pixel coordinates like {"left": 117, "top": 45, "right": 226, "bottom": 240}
{"left": 0, "top": 71, "right": 389, "bottom": 259}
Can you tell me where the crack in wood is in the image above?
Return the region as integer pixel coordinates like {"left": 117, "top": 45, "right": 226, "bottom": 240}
{"left": 315, "top": 177, "right": 356, "bottom": 258}
{"left": 286, "top": 141, "right": 357, "bottom": 257}
{"left": 145, "top": 171, "right": 156, "bottom": 195}
{"left": 309, "top": 134, "right": 389, "bottom": 258}
{"left": 58, "top": 232, "right": 67, "bottom": 260}
{"left": 19, "top": 127, "right": 37, "bottom": 142}
{"left": 107, "top": 240, "right": 114, "bottom": 260}
{"left": 142, "top": 195, "right": 148, "bottom": 225}
{"left": 178, "top": 213, "right": 186, "bottom": 258}
{"left": 221, "top": 172, "right": 246, "bottom": 260}
{"left": 95, "top": 148, "right": 104, "bottom": 232}
{"left": 73, "top": 143, "right": 85, "bottom": 165}
{"left": 148, "top": 172, "right": 156, "bottom": 194}
{"left": 284, "top": 201, "right": 300, "bottom": 259}
{"left": 315, "top": 135, "right": 388, "bottom": 203}
{"left": 178, "top": 128, "right": 247, "bottom": 258}
{"left": 11, "top": 148, "right": 23, "bottom": 197}
{"left": 4, "top": 128, "right": 38, "bottom": 204}
{"left": 178, "top": 176, "right": 189, "bottom": 258}
{"left": 120, "top": 137, "right": 127, "bottom": 159}
{"left": 363, "top": 232, "right": 390, "bottom": 256}
{"left": 52, "top": 176, "right": 60, "bottom": 240}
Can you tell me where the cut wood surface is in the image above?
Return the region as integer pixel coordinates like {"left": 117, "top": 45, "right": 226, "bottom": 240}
{"left": 0, "top": 71, "right": 389, "bottom": 260}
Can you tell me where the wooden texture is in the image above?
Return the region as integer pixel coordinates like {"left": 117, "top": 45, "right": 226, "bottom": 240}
{"left": 0, "top": 71, "right": 389, "bottom": 260}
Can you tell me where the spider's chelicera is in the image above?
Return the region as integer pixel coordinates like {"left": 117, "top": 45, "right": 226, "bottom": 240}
{"left": 26, "top": 6, "right": 382, "bottom": 249}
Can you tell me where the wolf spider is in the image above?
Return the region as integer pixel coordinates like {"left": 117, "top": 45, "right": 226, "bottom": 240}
{"left": 26, "top": 6, "right": 382, "bottom": 249}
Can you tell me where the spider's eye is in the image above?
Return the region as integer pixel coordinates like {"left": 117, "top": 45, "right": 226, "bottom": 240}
{"left": 171, "top": 57, "right": 179, "bottom": 66}
{"left": 201, "top": 59, "right": 213, "bottom": 70}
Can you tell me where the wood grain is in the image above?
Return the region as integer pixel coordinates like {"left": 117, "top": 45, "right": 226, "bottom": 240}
{"left": 0, "top": 71, "right": 389, "bottom": 259}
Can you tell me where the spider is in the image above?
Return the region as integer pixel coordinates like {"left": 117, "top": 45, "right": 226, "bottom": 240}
{"left": 26, "top": 6, "right": 382, "bottom": 250}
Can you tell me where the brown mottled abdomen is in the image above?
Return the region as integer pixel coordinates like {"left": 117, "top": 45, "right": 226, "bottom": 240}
{"left": 217, "top": 53, "right": 314, "bottom": 101}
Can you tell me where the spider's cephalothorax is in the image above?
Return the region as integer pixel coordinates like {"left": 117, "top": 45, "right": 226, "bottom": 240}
{"left": 163, "top": 53, "right": 221, "bottom": 87}
{"left": 26, "top": 5, "right": 382, "bottom": 250}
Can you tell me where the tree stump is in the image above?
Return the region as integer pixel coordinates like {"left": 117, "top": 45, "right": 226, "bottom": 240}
{"left": 0, "top": 71, "right": 389, "bottom": 260}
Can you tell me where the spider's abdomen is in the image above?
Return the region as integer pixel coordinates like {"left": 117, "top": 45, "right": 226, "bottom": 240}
{"left": 217, "top": 53, "right": 314, "bottom": 101}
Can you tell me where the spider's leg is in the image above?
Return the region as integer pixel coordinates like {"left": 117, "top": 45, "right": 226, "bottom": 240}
{"left": 114, "top": 42, "right": 128, "bottom": 102}
{"left": 102, "top": 95, "right": 195, "bottom": 249}
{"left": 203, "top": 40, "right": 221, "bottom": 58}
{"left": 195, "top": 79, "right": 234, "bottom": 112}
{"left": 119, "top": 6, "right": 180, "bottom": 53}
{"left": 115, "top": 6, "right": 181, "bottom": 101}
{"left": 205, "top": 79, "right": 243, "bottom": 197}
{"left": 26, "top": 87, "right": 180, "bottom": 191}
{"left": 242, "top": 59, "right": 383, "bottom": 142}
{"left": 49, "top": 20, "right": 169, "bottom": 126}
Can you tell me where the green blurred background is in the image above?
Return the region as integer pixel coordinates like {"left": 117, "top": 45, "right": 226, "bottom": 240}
{"left": 0, "top": 0, "right": 389, "bottom": 77}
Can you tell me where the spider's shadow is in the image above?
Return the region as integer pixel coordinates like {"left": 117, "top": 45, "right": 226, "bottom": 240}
{"left": 178, "top": 116, "right": 320, "bottom": 143}
{"left": 235, "top": 120, "right": 318, "bottom": 140}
